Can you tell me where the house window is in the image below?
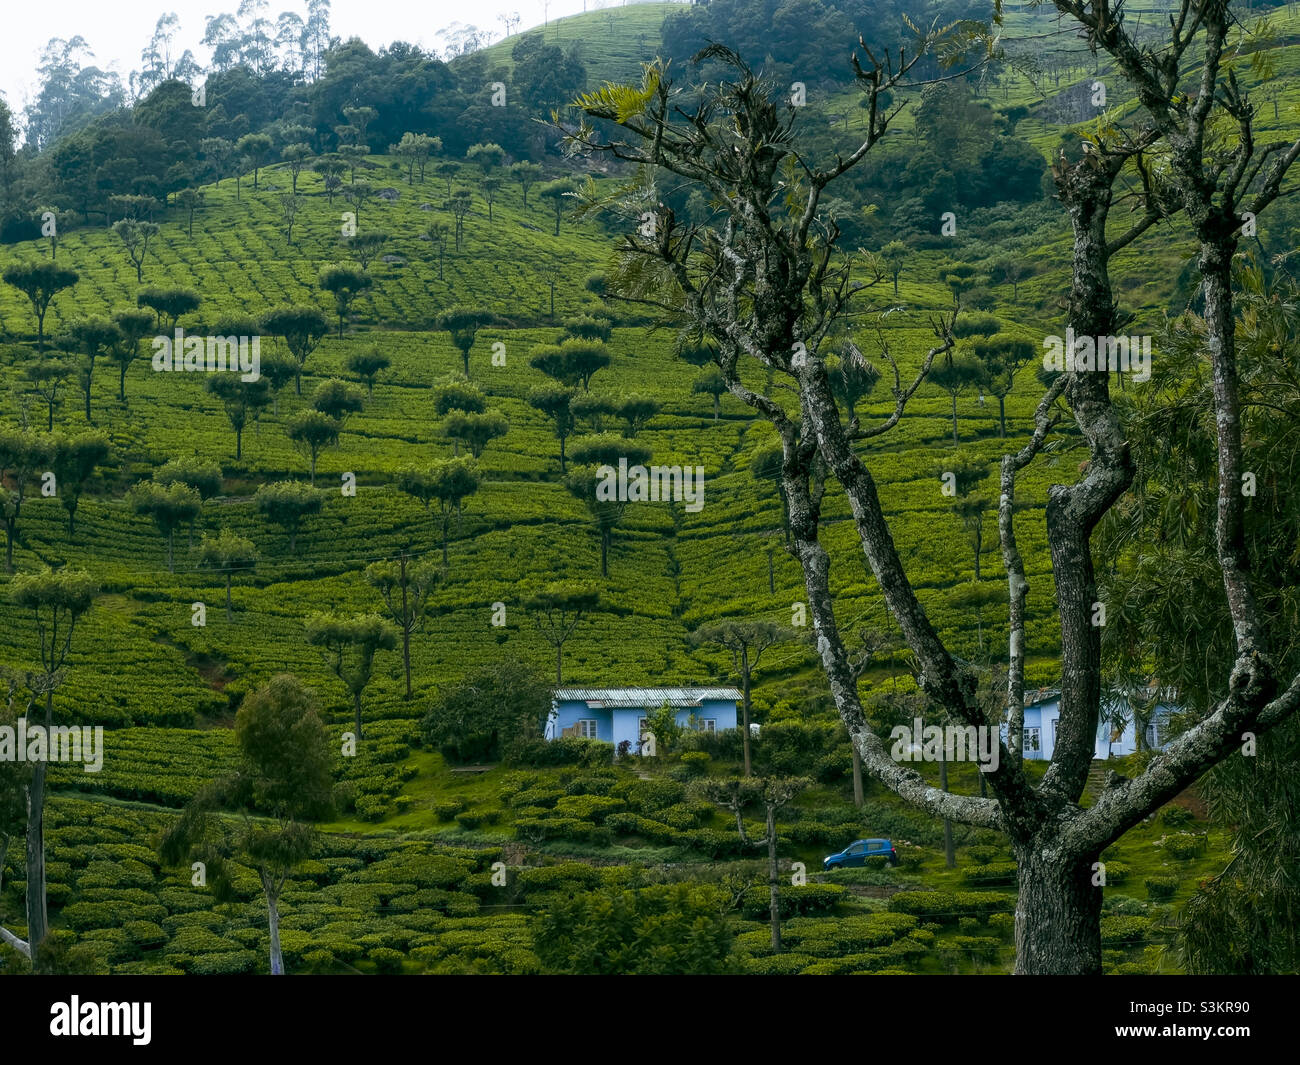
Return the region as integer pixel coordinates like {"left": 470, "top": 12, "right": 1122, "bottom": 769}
{"left": 1023, "top": 727, "right": 1041, "bottom": 754}
{"left": 698, "top": 719, "right": 716, "bottom": 732}
{"left": 577, "top": 719, "right": 598, "bottom": 739}
{"left": 638, "top": 717, "right": 648, "bottom": 736}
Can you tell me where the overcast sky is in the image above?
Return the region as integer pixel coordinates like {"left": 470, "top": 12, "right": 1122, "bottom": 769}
{"left": 0, "top": 0, "right": 647, "bottom": 123}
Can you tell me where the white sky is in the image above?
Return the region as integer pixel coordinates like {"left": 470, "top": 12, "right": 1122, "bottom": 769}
{"left": 0, "top": 0, "right": 658, "bottom": 125}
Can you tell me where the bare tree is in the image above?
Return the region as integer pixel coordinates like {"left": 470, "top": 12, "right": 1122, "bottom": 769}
{"left": 565, "top": 18, "right": 1300, "bottom": 974}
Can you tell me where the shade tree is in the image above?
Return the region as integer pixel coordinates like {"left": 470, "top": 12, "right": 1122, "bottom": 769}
{"left": 254, "top": 481, "right": 323, "bottom": 554}
{"left": 112, "top": 218, "right": 161, "bottom": 283}
{"left": 304, "top": 612, "right": 397, "bottom": 741}
{"left": 127, "top": 480, "right": 202, "bottom": 572}
{"left": 526, "top": 582, "right": 599, "bottom": 684}
{"left": 197, "top": 529, "right": 257, "bottom": 622}
{"left": 59, "top": 316, "right": 121, "bottom": 422}
{"left": 261, "top": 305, "right": 329, "bottom": 394}
{"left": 159, "top": 674, "right": 333, "bottom": 975}
{"left": 49, "top": 431, "right": 110, "bottom": 536}
{"left": 365, "top": 555, "right": 442, "bottom": 699}
{"left": 280, "top": 142, "right": 313, "bottom": 193}
{"left": 286, "top": 409, "right": 340, "bottom": 485}
{"left": 527, "top": 385, "right": 577, "bottom": 471}
{"left": 510, "top": 160, "right": 542, "bottom": 208}
{"left": 318, "top": 263, "right": 373, "bottom": 338}
{"left": 692, "top": 367, "right": 727, "bottom": 422}
{"left": 346, "top": 346, "right": 390, "bottom": 396}
{"left": 569, "top": 392, "right": 617, "bottom": 433}
{"left": 155, "top": 456, "right": 222, "bottom": 546}
{"left": 137, "top": 286, "right": 201, "bottom": 331}
{"left": 236, "top": 132, "right": 273, "bottom": 190}
{"left": 109, "top": 308, "right": 155, "bottom": 400}
{"left": 6, "top": 567, "right": 95, "bottom": 964}
{"left": 3, "top": 261, "right": 78, "bottom": 351}
{"left": 438, "top": 307, "right": 498, "bottom": 377}
{"left": 24, "top": 358, "right": 71, "bottom": 431}
{"left": 0, "top": 430, "right": 53, "bottom": 571}
{"left": 311, "top": 378, "right": 364, "bottom": 425}
{"left": 442, "top": 409, "right": 508, "bottom": 459}
{"left": 690, "top": 621, "right": 795, "bottom": 776}
{"left": 538, "top": 178, "right": 575, "bottom": 235}
{"left": 208, "top": 373, "right": 271, "bottom": 460}
{"left": 973, "top": 334, "right": 1036, "bottom": 438}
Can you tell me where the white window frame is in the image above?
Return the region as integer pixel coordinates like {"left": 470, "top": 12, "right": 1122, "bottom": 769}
{"left": 698, "top": 719, "right": 716, "bottom": 733}
{"left": 1023, "top": 727, "right": 1041, "bottom": 754}
{"left": 577, "top": 719, "right": 598, "bottom": 739}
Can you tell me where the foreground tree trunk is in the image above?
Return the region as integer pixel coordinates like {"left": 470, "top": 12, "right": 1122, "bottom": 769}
{"left": 1013, "top": 843, "right": 1102, "bottom": 975}
{"left": 24, "top": 691, "right": 53, "bottom": 961}
{"left": 263, "top": 878, "right": 284, "bottom": 975}
{"left": 766, "top": 805, "right": 781, "bottom": 953}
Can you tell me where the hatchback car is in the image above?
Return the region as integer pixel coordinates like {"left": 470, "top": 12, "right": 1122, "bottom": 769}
{"left": 823, "top": 838, "right": 898, "bottom": 869}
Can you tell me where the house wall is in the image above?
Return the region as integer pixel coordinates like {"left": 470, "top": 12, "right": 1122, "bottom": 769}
{"left": 548, "top": 701, "right": 613, "bottom": 742}
{"left": 1004, "top": 698, "right": 1174, "bottom": 761}
{"left": 610, "top": 699, "right": 740, "bottom": 751}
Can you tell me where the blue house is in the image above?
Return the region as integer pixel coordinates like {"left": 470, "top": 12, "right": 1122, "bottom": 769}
{"left": 546, "top": 687, "right": 742, "bottom": 751}
{"left": 1006, "top": 688, "right": 1178, "bottom": 761}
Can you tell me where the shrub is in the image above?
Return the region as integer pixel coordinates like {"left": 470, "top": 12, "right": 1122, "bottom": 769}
{"left": 962, "top": 862, "right": 1018, "bottom": 886}
{"left": 1164, "top": 833, "right": 1205, "bottom": 860}
{"left": 678, "top": 751, "right": 711, "bottom": 778}
{"left": 743, "top": 952, "right": 814, "bottom": 975}
{"left": 509, "top": 787, "right": 564, "bottom": 810}
{"left": 1100, "top": 861, "right": 1130, "bottom": 885}
{"left": 123, "top": 921, "right": 168, "bottom": 949}
{"left": 433, "top": 799, "right": 466, "bottom": 822}
{"left": 454, "top": 812, "right": 483, "bottom": 830}
{"left": 552, "top": 794, "right": 625, "bottom": 824}
{"left": 1099, "top": 915, "right": 1151, "bottom": 945}
{"left": 965, "top": 845, "right": 1000, "bottom": 864}
{"left": 950, "top": 934, "right": 1002, "bottom": 966}
{"left": 789, "top": 821, "right": 832, "bottom": 846}
{"left": 740, "top": 884, "right": 846, "bottom": 919}
{"left": 625, "top": 778, "right": 686, "bottom": 814}
{"left": 507, "top": 737, "right": 612, "bottom": 768}
{"left": 190, "top": 950, "right": 258, "bottom": 975}
{"left": 62, "top": 902, "right": 127, "bottom": 932}
{"left": 888, "top": 891, "right": 1009, "bottom": 924}
{"left": 564, "top": 772, "right": 617, "bottom": 796}
{"left": 684, "top": 828, "right": 746, "bottom": 859}
{"left": 1145, "top": 876, "right": 1179, "bottom": 901}
{"left": 355, "top": 795, "right": 389, "bottom": 821}
{"left": 370, "top": 947, "right": 405, "bottom": 974}
{"left": 813, "top": 751, "right": 850, "bottom": 783}
{"left": 1161, "top": 806, "right": 1193, "bottom": 828}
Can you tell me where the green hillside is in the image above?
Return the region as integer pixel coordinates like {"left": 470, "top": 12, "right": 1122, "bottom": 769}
{"left": 0, "top": 0, "right": 1287, "bottom": 979}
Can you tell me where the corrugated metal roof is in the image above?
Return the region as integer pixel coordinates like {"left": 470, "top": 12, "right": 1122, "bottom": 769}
{"left": 554, "top": 687, "right": 742, "bottom": 707}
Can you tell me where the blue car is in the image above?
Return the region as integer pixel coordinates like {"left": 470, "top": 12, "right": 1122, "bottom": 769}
{"left": 823, "top": 838, "right": 898, "bottom": 870}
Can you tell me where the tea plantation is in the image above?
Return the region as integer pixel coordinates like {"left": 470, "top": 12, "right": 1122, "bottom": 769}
{"left": 2, "top": 0, "right": 1285, "bottom": 976}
